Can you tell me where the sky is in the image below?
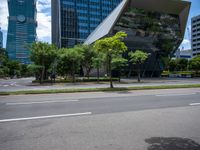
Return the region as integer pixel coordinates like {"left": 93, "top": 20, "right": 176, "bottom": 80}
{"left": 0, "top": 0, "right": 200, "bottom": 50}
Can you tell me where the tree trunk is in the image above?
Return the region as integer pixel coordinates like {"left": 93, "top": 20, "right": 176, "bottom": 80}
{"left": 86, "top": 69, "right": 90, "bottom": 80}
{"left": 119, "top": 69, "right": 121, "bottom": 82}
{"left": 72, "top": 74, "right": 75, "bottom": 83}
{"left": 108, "top": 55, "right": 113, "bottom": 88}
{"left": 137, "top": 64, "right": 141, "bottom": 82}
{"left": 72, "top": 61, "right": 75, "bottom": 83}
{"left": 51, "top": 74, "right": 53, "bottom": 85}
{"left": 97, "top": 67, "right": 100, "bottom": 83}
{"left": 138, "top": 71, "right": 141, "bottom": 82}
{"left": 41, "top": 59, "right": 45, "bottom": 84}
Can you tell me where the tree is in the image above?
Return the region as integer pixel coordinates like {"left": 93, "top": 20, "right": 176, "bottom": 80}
{"left": 169, "top": 59, "right": 176, "bottom": 72}
{"left": 6, "top": 60, "right": 21, "bottom": 78}
{"left": 94, "top": 31, "right": 127, "bottom": 88}
{"left": 189, "top": 55, "right": 200, "bottom": 73}
{"left": 169, "top": 58, "right": 188, "bottom": 72}
{"left": 20, "top": 64, "right": 29, "bottom": 77}
{"left": 0, "top": 48, "right": 33, "bottom": 78}
{"left": 92, "top": 52, "right": 105, "bottom": 83}
{"left": 176, "top": 58, "right": 188, "bottom": 71}
{"left": 129, "top": 50, "right": 149, "bottom": 82}
{"left": 0, "top": 48, "right": 9, "bottom": 77}
{"left": 0, "top": 48, "right": 8, "bottom": 62}
{"left": 81, "top": 44, "right": 96, "bottom": 79}
{"left": 112, "top": 57, "right": 128, "bottom": 82}
{"left": 58, "top": 46, "right": 83, "bottom": 82}
{"left": 30, "top": 42, "right": 57, "bottom": 83}
{"left": 27, "top": 64, "right": 43, "bottom": 80}
{"left": 161, "top": 56, "right": 170, "bottom": 71}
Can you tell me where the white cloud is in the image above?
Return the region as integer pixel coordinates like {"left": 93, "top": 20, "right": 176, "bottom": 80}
{"left": 0, "top": 0, "right": 8, "bottom": 31}
{"left": 37, "top": 0, "right": 51, "bottom": 13}
{"left": 0, "top": 0, "right": 8, "bottom": 48}
{"left": 36, "top": 0, "right": 51, "bottom": 43}
{"left": 36, "top": 12, "right": 51, "bottom": 43}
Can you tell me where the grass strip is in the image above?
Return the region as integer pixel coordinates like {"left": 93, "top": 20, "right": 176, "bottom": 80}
{"left": 0, "top": 84, "right": 200, "bottom": 96}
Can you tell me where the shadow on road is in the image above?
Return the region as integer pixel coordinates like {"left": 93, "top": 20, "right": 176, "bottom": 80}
{"left": 145, "top": 137, "right": 200, "bottom": 150}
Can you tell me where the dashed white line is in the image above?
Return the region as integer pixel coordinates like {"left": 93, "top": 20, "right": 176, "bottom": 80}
{"left": 189, "top": 103, "right": 200, "bottom": 106}
{"left": 6, "top": 100, "right": 79, "bottom": 105}
{"left": 155, "top": 93, "right": 196, "bottom": 97}
{"left": 0, "top": 112, "right": 92, "bottom": 123}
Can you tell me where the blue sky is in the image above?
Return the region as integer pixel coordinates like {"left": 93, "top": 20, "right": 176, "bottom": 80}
{"left": 0, "top": 0, "right": 200, "bottom": 50}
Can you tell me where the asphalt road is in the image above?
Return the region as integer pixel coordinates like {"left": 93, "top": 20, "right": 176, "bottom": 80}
{"left": 0, "top": 88, "right": 200, "bottom": 149}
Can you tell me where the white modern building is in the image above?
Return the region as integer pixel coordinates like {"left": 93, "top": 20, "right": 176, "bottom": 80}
{"left": 175, "top": 48, "right": 192, "bottom": 59}
{"left": 191, "top": 15, "right": 200, "bottom": 57}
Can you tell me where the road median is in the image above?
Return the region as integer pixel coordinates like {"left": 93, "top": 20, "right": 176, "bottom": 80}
{"left": 1, "top": 84, "right": 200, "bottom": 95}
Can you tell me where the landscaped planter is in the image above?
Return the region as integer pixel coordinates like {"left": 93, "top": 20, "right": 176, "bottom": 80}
{"left": 169, "top": 74, "right": 192, "bottom": 78}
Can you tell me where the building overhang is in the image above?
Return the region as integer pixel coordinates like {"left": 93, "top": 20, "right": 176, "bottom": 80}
{"left": 84, "top": 0, "right": 191, "bottom": 45}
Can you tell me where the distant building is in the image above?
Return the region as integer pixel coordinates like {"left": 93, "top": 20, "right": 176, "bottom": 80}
{"left": 51, "top": 0, "right": 122, "bottom": 48}
{"left": 191, "top": 15, "right": 200, "bottom": 57}
{"left": 85, "top": 0, "right": 190, "bottom": 77}
{"left": 6, "top": 0, "right": 37, "bottom": 64}
{"left": 175, "top": 48, "right": 192, "bottom": 59}
{"left": 0, "top": 27, "right": 3, "bottom": 48}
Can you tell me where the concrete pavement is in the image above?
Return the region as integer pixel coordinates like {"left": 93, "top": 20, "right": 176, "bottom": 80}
{"left": 0, "top": 88, "right": 200, "bottom": 149}
{"left": 0, "top": 106, "right": 200, "bottom": 150}
{"left": 0, "top": 77, "right": 200, "bottom": 92}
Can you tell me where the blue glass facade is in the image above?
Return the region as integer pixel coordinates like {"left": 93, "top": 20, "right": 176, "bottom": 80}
{"left": 6, "top": 0, "right": 37, "bottom": 64}
{"left": 0, "top": 28, "right": 3, "bottom": 48}
{"left": 52, "top": 0, "right": 122, "bottom": 48}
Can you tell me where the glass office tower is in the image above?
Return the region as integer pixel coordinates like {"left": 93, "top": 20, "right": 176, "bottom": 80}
{"left": 0, "top": 27, "right": 3, "bottom": 48}
{"left": 6, "top": 0, "right": 37, "bottom": 64}
{"left": 52, "top": 0, "right": 122, "bottom": 48}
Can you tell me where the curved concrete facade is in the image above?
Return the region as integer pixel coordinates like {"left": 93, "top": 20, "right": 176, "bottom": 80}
{"left": 85, "top": 0, "right": 190, "bottom": 45}
{"left": 85, "top": 0, "right": 191, "bottom": 77}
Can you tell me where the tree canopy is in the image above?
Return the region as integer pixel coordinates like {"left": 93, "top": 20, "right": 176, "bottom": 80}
{"left": 94, "top": 31, "right": 128, "bottom": 88}
{"left": 81, "top": 44, "right": 96, "bottom": 78}
{"left": 30, "top": 42, "right": 57, "bottom": 83}
{"left": 129, "top": 50, "right": 149, "bottom": 82}
{"left": 58, "top": 46, "right": 84, "bottom": 82}
{"left": 112, "top": 57, "right": 128, "bottom": 82}
{"left": 189, "top": 55, "right": 200, "bottom": 72}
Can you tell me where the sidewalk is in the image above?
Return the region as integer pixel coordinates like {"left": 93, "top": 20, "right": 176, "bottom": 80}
{"left": 0, "top": 77, "right": 200, "bottom": 92}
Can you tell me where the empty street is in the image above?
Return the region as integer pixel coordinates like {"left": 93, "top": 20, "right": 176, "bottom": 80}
{"left": 0, "top": 88, "right": 200, "bottom": 149}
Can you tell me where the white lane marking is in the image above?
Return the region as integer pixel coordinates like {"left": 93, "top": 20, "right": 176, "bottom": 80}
{"left": 6, "top": 100, "right": 79, "bottom": 105}
{"left": 10, "top": 82, "right": 16, "bottom": 86}
{"left": 156, "top": 93, "right": 196, "bottom": 97}
{"left": 0, "top": 112, "right": 92, "bottom": 123}
{"left": 189, "top": 103, "right": 200, "bottom": 106}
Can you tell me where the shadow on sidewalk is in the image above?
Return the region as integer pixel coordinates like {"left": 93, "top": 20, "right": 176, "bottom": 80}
{"left": 145, "top": 137, "right": 200, "bottom": 150}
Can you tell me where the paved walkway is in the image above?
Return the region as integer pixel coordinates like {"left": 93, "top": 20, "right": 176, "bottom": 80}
{"left": 0, "top": 77, "right": 200, "bottom": 92}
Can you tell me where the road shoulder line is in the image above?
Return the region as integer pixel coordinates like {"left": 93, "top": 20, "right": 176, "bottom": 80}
{"left": 0, "top": 112, "right": 92, "bottom": 123}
